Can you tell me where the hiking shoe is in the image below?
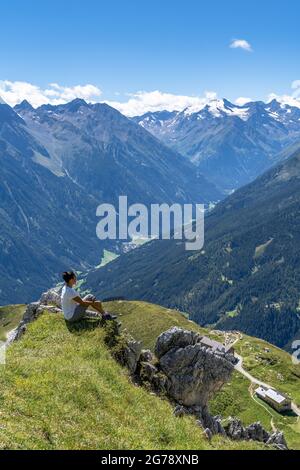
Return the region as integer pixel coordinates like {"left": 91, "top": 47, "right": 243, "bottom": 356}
{"left": 102, "top": 312, "right": 117, "bottom": 321}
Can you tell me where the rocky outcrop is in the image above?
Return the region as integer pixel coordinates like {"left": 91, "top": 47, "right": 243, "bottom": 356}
{"left": 155, "top": 327, "right": 234, "bottom": 407}
{"left": 224, "top": 418, "right": 288, "bottom": 450}
{"left": 6, "top": 302, "right": 41, "bottom": 345}
{"left": 174, "top": 405, "right": 225, "bottom": 435}
{"left": 117, "top": 338, "right": 142, "bottom": 374}
{"left": 139, "top": 361, "right": 157, "bottom": 382}
{"left": 40, "top": 287, "right": 62, "bottom": 308}
{"left": 155, "top": 327, "right": 200, "bottom": 359}
{"left": 140, "top": 349, "right": 154, "bottom": 362}
{"left": 266, "top": 431, "right": 288, "bottom": 450}
{"left": 133, "top": 327, "right": 288, "bottom": 449}
{"left": 6, "top": 288, "right": 63, "bottom": 346}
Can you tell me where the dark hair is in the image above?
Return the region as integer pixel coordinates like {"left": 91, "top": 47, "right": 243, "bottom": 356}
{"left": 62, "top": 271, "right": 76, "bottom": 283}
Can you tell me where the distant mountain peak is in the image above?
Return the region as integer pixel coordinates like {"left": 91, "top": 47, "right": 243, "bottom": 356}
{"left": 183, "top": 98, "right": 250, "bottom": 121}
{"left": 269, "top": 96, "right": 300, "bottom": 110}
{"left": 14, "top": 99, "right": 34, "bottom": 112}
{"left": 64, "top": 98, "right": 90, "bottom": 112}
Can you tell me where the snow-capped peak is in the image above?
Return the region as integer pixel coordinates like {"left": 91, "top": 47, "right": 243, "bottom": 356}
{"left": 267, "top": 96, "right": 300, "bottom": 110}
{"left": 184, "top": 98, "right": 250, "bottom": 121}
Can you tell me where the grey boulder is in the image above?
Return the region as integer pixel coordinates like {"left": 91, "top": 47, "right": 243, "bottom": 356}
{"left": 155, "top": 327, "right": 234, "bottom": 407}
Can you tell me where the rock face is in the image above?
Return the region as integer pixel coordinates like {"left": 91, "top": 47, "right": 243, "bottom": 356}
{"left": 6, "top": 289, "right": 63, "bottom": 345}
{"left": 122, "top": 339, "right": 142, "bottom": 374}
{"left": 154, "top": 327, "right": 200, "bottom": 359}
{"left": 155, "top": 327, "right": 234, "bottom": 407}
{"left": 266, "top": 431, "right": 288, "bottom": 450}
{"left": 6, "top": 302, "right": 41, "bottom": 345}
{"left": 140, "top": 349, "right": 154, "bottom": 362}
{"left": 40, "top": 288, "right": 62, "bottom": 308}
{"left": 224, "top": 418, "right": 288, "bottom": 449}
{"left": 140, "top": 362, "right": 158, "bottom": 382}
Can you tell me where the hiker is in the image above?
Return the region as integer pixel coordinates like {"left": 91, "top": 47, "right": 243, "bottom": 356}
{"left": 61, "top": 271, "right": 116, "bottom": 322}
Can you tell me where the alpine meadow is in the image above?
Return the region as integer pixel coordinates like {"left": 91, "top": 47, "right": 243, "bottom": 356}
{"left": 0, "top": 0, "right": 300, "bottom": 460}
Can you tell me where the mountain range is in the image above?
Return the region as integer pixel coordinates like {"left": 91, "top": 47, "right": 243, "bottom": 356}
{"left": 85, "top": 146, "right": 300, "bottom": 350}
{"left": 133, "top": 98, "right": 300, "bottom": 192}
{"left": 2, "top": 93, "right": 300, "bottom": 349}
{"left": 0, "top": 98, "right": 219, "bottom": 305}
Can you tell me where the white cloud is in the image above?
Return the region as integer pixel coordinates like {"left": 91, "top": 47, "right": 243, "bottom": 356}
{"left": 230, "top": 39, "right": 253, "bottom": 52}
{"left": 267, "top": 80, "right": 300, "bottom": 108}
{"left": 3, "top": 77, "right": 300, "bottom": 117}
{"left": 0, "top": 80, "right": 102, "bottom": 108}
{"left": 291, "top": 80, "right": 300, "bottom": 99}
{"left": 105, "top": 90, "right": 219, "bottom": 117}
{"left": 235, "top": 97, "right": 252, "bottom": 106}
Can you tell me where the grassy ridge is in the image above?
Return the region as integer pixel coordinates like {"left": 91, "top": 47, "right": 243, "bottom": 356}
{"left": 105, "top": 300, "right": 209, "bottom": 350}
{"left": 0, "top": 311, "right": 263, "bottom": 450}
{"left": 105, "top": 300, "right": 300, "bottom": 449}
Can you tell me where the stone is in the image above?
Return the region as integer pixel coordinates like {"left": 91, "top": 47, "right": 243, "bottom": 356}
{"left": 40, "top": 288, "right": 62, "bottom": 308}
{"left": 204, "top": 428, "right": 213, "bottom": 441}
{"left": 225, "top": 418, "right": 246, "bottom": 440}
{"left": 119, "top": 339, "right": 142, "bottom": 374}
{"left": 245, "top": 422, "right": 268, "bottom": 442}
{"left": 6, "top": 302, "right": 41, "bottom": 345}
{"left": 154, "top": 326, "right": 200, "bottom": 359}
{"left": 22, "top": 302, "right": 40, "bottom": 323}
{"left": 151, "top": 373, "right": 169, "bottom": 395}
{"left": 140, "top": 349, "right": 154, "bottom": 362}
{"left": 196, "top": 406, "right": 224, "bottom": 435}
{"left": 155, "top": 327, "right": 234, "bottom": 407}
{"left": 223, "top": 418, "right": 288, "bottom": 449}
{"left": 224, "top": 353, "right": 239, "bottom": 365}
{"left": 173, "top": 405, "right": 187, "bottom": 418}
{"left": 266, "top": 431, "right": 288, "bottom": 450}
{"left": 140, "top": 362, "right": 157, "bottom": 382}
{"left": 215, "top": 417, "right": 226, "bottom": 436}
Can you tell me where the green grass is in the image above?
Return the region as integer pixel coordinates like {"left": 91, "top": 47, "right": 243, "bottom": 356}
{"left": 210, "top": 373, "right": 273, "bottom": 429}
{"left": 235, "top": 335, "right": 300, "bottom": 407}
{"left": 0, "top": 311, "right": 264, "bottom": 450}
{"left": 104, "top": 300, "right": 209, "bottom": 350}
{"left": 233, "top": 334, "right": 300, "bottom": 450}
{"left": 0, "top": 305, "right": 26, "bottom": 341}
{"left": 96, "top": 249, "right": 119, "bottom": 269}
{"left": 104, "top": 300, "right": 300, "bottom": 449}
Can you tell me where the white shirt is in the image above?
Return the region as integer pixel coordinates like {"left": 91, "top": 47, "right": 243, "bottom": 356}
{"left": 61, "top": 285, "right": 78, "bottom": 320}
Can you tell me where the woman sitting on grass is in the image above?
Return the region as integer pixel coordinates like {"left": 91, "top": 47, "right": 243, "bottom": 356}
{"left": 61, "top": 271, "right": 116, "bottom": 323}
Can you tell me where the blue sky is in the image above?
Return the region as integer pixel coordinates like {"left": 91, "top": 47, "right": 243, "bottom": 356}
{"left": 1, "top": 0, "right": 300, "bottom": 114}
